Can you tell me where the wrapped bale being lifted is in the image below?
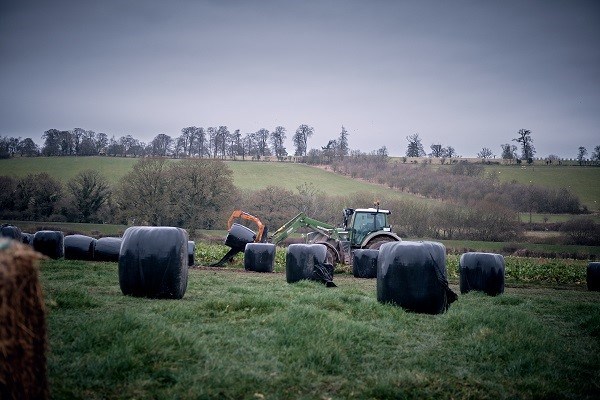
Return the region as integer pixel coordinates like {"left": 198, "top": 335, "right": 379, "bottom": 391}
{"left": 94, "top": 237, "right": 122, "bottom": 262}
{"left": 588, "top": 262, "right": 600, "bottom": 291}
{"left": 1, "top": 224, "right": 22, "bottom": 240}
{"left": 119, "top": 226, "right": 189, "bottom": 299}
{"left": 377, "top": 241, "right": 457, "bottom": 314}
{"left": 353, "top": 249, "right": 379, "bottom": 278}
{"left": 0, "top": 239, "right": 49, "bottom": 400}
{"left": 188, "top": 241, "right": 195, "bottom": 267}
{"left": 32, "top": 231, "right": 64, "bottom": 259}
{"left": 286, "top": 243, "right": 335, "bottom": 287}
{"left": 64, "top": 234, "right": 96, "bottom": 261}
{"left": 459, "top": 252, "right": 505, "bottom": 296}
{"left": 245, "top": 243, "right": 276, "bottom": 272}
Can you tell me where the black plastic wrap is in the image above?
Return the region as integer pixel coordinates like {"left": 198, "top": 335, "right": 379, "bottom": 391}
{"left": 286, "top": 244, "right": 335, "bottom": 286}
{"left": 1, "top": 224, "right": 22, "bottom": 240}
{"left": 244, "top": 243, "right": 276, "bottom": 273}
{"left": 32, "top": 230, "right": 64, "bottom": 259}
{"left": 224, "top": 223, "right": 256, "bottom": 250}
{"left": 94, "top": 237, "right": 122, "bottom": 262}
{"left": 352, "top": 249, "right": 379, "bottom": 278}
{"left": 188, "top": 241, "right": 195, "bottom": 266}
{"left": 377, "top": 241, "right": 457, "bottom": 314}
{"left": 588, "top": 262, "right": 600, "bottom": 291}
{"left": 118, "top": 226, "right": 189, "bottom": 299}
{"left": 21, "top": 233, "right": 34, "bottom": 245}
{"left": 64, "top": 234, "right": 96, "bottom": 261}
{"left": 459, "top": 252, "right": 505, "bottom": 296}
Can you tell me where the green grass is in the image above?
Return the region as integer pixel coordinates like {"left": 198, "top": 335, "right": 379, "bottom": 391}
{"left": 40, "top": 259, "right": 600, "bottom": 399}
{"left": 484, "top": 164, "right": 600, "bottom": 211}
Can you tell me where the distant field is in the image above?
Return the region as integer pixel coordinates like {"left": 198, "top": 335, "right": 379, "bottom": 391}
{"left": 483, "top": 164, "right": 600, "bottom": 210}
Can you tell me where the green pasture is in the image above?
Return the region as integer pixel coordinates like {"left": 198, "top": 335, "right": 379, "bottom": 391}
{"left": 484, "top": 164, "right": 600, "bottom": 210}
{"left": 40, "top": 259, "right": 600, "bottom": 399}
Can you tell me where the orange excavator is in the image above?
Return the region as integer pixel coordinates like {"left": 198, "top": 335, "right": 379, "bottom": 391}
{"left": 210, "top": 210, "right": 268, "bottom": 267}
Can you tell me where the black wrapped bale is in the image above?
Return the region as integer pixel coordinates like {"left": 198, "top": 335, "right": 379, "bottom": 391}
{"left": 188, "top": 241, "right": 195, "bottom": 267}
{"left": 64, "top": 234, "right": 96, "bottom": 261}
{"left": 588, "top": 262, "right": 600, "bottom": 291}
{"left": 286, "top": 244, "right": 335, "bottom": 287}
{"left": 353, "top": 249, "right": 379, "bottom": 278}
{"left": 377, "top": 241, "right": 457, "bottom": 314}
{"left": 21, "top": 233, "right": 34, "bottom": 246}
{"left": 244, "top": 243, "right": 276, "bottom": 273}
{"left": 0, "top": 239, "right": 49, "bottom": 400}
{"left": 32, "top": 231, "right": 64, "bottom": 260}
{"left": 224, "top": 223, "right": 257, "bottom": 250}
{"left": 459, "top": 252, "right": 505, "bottom": 296}
{"left": 94, "top": 237, "right": 122, "bottom": 262}
{"left": 119, "top": 226, "right": 189, "bottom": 299}
{"left": 1, "top": 224, "right": 22, "bottom": 240}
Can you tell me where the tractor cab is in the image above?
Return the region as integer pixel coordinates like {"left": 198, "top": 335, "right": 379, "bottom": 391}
{"left": 343, "top": 208, "right": 392, "bottom": 247}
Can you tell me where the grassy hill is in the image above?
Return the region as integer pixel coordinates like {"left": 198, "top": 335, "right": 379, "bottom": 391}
{"left": 1, "top": 156, "right": 598, "bottom": 209}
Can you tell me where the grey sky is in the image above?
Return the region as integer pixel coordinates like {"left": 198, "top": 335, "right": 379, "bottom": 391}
{"left": 1, "top": 0, "right": 598, "bottom": 157}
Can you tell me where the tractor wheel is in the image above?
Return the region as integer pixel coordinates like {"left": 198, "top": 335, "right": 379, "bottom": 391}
{"left": 366, "top": 236, "right": 397, "bottom": 250}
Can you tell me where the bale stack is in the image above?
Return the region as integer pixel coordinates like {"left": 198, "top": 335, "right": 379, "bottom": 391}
{"left": 352, "top": 249, "right": 379, "bottom": 278}
{"left": 0, "top": 239, "right": 48, "bottom": 400}
{"left": 64, "top": 234, "right": 96, "bottom": 261}
{"left": 377, "top": 241, "right": 457, "bottom": 314}
{"left": 244, "top": 243, "right": 276, "bottom": 272}
{"left": 119, "top": 226, "right": 189, "bottom": 299}
{"left": 286, "top": 244, "right": 335, "bottom": 287}
{"left": 0, "top": 224, "right": 22, "bottom": 241}
{"left": 32, "top": 231, "right": 64, "bottom": 259}
{"left": 459, "top": 252, "right": 505, "bottom": 296}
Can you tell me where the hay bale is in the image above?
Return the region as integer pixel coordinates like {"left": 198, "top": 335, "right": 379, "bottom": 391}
{"left": 32, "top": 230, "right": 64, "bottom": 259}
{"left": 286, "top": 244, "right": 335, "bottom": 286}
{"left": 21, "top": 233, "right": 34, "bottom": 246}
{"left": 459, "top": 252, "right": 505, "bottom": 296}
{"left": 377, "top": 241, "right": 457, "bottom": 314}
{"left": 352, "top": 249, "right": 379, "bottom": 278}
{"left": 119, "top": 226, "right": 189, "bottom": 299}
{"left": 64, "top": 234, "right": 96, "bottom": 261}
{"left": 188, "top": 241, "right": 195, "bottom": 267}
{"left": 0, "top": 224, "right": 22, "bottom": 241}
{"left": 93, "top": 237, "right": 122, "bottom": 262}
{"left": 588, "top": 262, "right": 600, "bottom": 291}
{"left": 224, "top": 223, "right": 256, "bottom": 250}
{"left": 244, "top": 243, "right": 276, "bottom": 273}
{"left": 0, "top": 239, "right": 48, "bottom": 400}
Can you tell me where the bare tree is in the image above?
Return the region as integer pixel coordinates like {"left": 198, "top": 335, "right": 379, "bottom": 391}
{"left": 406, "top": 133, "right": 425, "bottom": 157}
{"left": 429, "top": 144, "right": 444, "bottom": 157}
{"left": 501, "top": 143, "right": 518, "bottom": 161}
{"left": 67, "top": 169, "right": 111, "bottom": 222}
{"left": 477, "top": 147, "right": 494, "bottom": 159}
{"left": 293, "top": 124, "right": 314, "bottom": 156}
{"left": 513, "top": 129, "right": 535, "bottom": 161}
{"left": 592, "top": 145, "right": 600, "bottom": 163}
{"left": 577, "top": 146, "right": 587, "bottom": 166}
{"left": 270, "top": 126, "right": 287, "bottom": 159}
{"left": 338, "top": 126, "right": 349, "bottom": 158}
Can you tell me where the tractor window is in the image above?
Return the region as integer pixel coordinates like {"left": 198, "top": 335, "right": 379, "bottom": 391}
{"left": 353, "top": 213, "right": 386, "bottom": 245}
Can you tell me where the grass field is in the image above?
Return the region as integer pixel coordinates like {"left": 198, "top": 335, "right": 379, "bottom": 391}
{"left": 40, "top": 259, "right": 600, "bottom": 399}
{"left": 483, "top": 164, "right": 600, "bottom": 210}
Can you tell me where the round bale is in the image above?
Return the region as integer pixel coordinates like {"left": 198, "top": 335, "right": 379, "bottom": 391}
{"left": 244, "top": 243, "right": 276, "bottom": 273}
{"left": 93, "top": 237, "right": 122, "bottom": 262}
{"left": 377, "top": 241, "right": 457, "bottom": 314}
{"left": 1, "top": 224, "right": 22, "bottom": 240}
{"left": 587, "top": 262, "right": 600, "bottom": 291}
{"left": 224, "top": 223, "right": 256, "bottom": 250}
{"left": 32, "top": 230, "right": 64, "bottom": 259}
{"left": 64, "top": 234, "right": 96, "bottom": 261}
{"left": 459, "top": 252, "right": 505, "bottom": 296}
{"left": 352, "top": 249, "right": 379, "bottom": 278}
{"left": 0, "top": 239, "right": 48, "bottom": 400}
{"left": 21, "top": 233, "right": 34, "bottom": 245}
{"left": 188, "top": 240, "right": 195, "bottom": 267}
{"left": 118, "top": 226, "right": 189, "bottom": 299}
{"left": 286, "top": 243, "right": 335, "bottom": 286}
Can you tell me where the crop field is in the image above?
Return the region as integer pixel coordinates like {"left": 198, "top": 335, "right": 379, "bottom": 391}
{"left": 483, "top": 164, "right": 600, "bottom": 211}
{"left": 40, "top": 258, "right": 600, "bottom": 399}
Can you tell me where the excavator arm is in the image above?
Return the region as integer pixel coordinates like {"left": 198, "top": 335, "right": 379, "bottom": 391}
{"left": 269, "top": 212, "right": 336, "bottom": 245}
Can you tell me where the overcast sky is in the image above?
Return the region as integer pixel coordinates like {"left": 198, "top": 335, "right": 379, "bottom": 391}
{"left": 1, "top": 0, "right": 598, "bottom": 158}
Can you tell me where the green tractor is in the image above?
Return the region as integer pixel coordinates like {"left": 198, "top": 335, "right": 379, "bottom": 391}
{"left": 269, "top": 206, "right": 401, "bottom": 265}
